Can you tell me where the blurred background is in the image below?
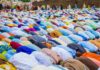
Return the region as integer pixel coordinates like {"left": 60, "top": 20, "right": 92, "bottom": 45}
{"left": 0, "top": 0, "right": 100, "bottom": 8}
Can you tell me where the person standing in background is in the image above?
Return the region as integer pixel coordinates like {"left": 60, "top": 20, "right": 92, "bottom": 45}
{"left": 0, "top": 3, "right": 3, "bottom": 10}
{"left": 91, "top": 3, "right": 96, "bottom": 10}
{"left": 60, "top": 4, "right": 63, "bottom": 10}
{"left": 47, "top": 4, "right": 50, "bottom": 10}
{"left": 52, "top": 5, "right": 57, "bottom": 10}
{"left": 1, "top": 3, "right": 5, "bottom": 12}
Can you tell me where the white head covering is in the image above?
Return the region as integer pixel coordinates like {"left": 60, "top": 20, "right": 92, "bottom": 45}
{"left": 9, "top": 52, "right": 39, "bottom": 70}
{"left": 52, "top": 47, "right": 73, "bottom": 61}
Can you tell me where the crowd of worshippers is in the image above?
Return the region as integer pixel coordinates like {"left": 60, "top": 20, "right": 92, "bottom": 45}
{"left": 0, "top": 7, "right": 100, "bottom": 70}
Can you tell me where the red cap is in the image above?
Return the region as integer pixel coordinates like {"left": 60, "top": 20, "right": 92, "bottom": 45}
{"left": 10, "top": 41, "right": 22, "bottom": 49}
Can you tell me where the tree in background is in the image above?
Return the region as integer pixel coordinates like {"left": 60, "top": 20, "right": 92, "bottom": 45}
{"left": 21, "top": 0, "right": 30, "bottom": 2}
